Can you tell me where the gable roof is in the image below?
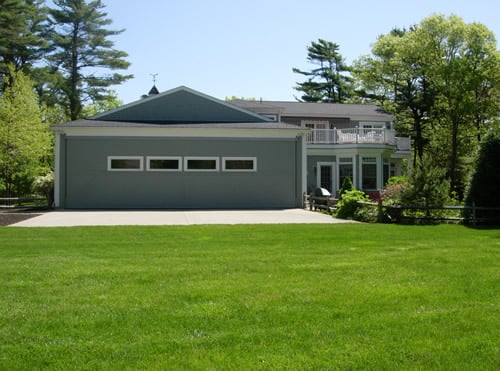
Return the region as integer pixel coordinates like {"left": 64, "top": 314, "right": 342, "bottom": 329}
{"left": 230, "top": 100, "right": 394, "bottom": 121}
{"left": 91, "top": 86, "right": 271, "bottom": 124}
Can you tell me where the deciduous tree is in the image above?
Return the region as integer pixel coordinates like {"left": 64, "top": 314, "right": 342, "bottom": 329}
{"left": 354, "top": 15, "right": 499, "bottom": 199}
{"left": 0, "top": 68, "right": 51, "bottom": 197}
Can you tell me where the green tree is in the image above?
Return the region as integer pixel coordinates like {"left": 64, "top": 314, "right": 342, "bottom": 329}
{"left": 47, "top": 0, "right": 132, "bottom": 120}
{"left": 401, "top": 154, "right": 451, "bottom": 210}
{"left": 293, "top": 39, "right": 353, "bottom": 103}
{"left": 0, "top": 0, "right": 49, "bottom": 88}
{"left": 82, "top": 89, "right": 122, "bottom": 117}
{"left": 338, "top": 176, "right": 353, "bottom": 200}
{"left": 0, "top": 68, "right": 52, "bottom": 197}
{"left": 353, "top": 28, "right": 435, "bottom": 164}
{"left": 354, "top": 15, "right": 500, "bottom": 199}
{"left": 465, "top": 129, "right": 500, "bottom": 209}
{"left": 420, "top": 15, "right": 500, "bottom": 197}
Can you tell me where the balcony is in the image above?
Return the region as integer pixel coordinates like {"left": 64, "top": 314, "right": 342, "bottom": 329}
{"left": 307, "top": 128, "right": 411, "bottom": 151}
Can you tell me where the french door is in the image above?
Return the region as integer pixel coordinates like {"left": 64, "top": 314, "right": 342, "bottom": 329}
{"left": 316, "top": 162, "right": 335, "bottom": 194}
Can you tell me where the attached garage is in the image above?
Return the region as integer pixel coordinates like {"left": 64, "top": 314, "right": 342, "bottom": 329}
{"left": 52, "top": 87, "right": 308, "bottom": 209}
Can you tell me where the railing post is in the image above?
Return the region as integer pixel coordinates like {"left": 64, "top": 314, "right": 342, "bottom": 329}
{"left": 309, "top": 193, "right": 313, "bottom": 211}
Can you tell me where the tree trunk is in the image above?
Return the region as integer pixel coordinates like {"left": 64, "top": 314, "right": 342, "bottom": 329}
{"left": 449, "top": 120, "right": 459, "bottom": 197}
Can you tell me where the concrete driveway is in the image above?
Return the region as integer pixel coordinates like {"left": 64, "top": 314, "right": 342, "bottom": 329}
{"left": 11, "top": 209, "right": 354, "bottom": 227}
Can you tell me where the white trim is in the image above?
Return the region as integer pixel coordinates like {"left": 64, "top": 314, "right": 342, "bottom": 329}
{"left": 301, "top": 135, "right": 307, "bottom": 200}
{"left": 222, "top": 157, "right": 257, "bottom": 172}
{"left": 107, "top": 156, "right": 144, "bottom": 171}
{"left": 360, "top": 155, "right": 379, "bottom": 191}
{"left": 146, "top": 156, "right": 182, "bottom": 172}
{"left": 184, "top": 156, "right": 220, "bottom": 172}
{"left": 360, "top": 121, "right": 385, "bottom": 129}
{"left": 54, "top": 133, "right": 61, "bottom": 207}
{"left": 337, "top": 155, "right": 355, "bottom": 191}
{"left": 316, "top": 162, "right": 335, "bottom": 194}
{"left": 51, "top": 126, "right": 308, "bottom": 139}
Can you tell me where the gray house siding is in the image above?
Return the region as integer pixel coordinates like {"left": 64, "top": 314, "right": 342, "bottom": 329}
{"left": 62, "top": 136, "right": 301, "bottom": 209}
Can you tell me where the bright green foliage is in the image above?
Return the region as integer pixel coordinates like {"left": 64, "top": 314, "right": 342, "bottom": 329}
{"left": 338, "top": 175, "right": 354, "bottom": 200}
{"left": 47, "top": 0, "right": 132, "bottom": 120}
{"left": 354, "top": 15, "right": 500, "bottom": 199}
{"left": 401, "top": 155, "right": 451, "bottom": 208}
{"left": 465, "top": 130, "right": 500, "bottom": 209}
{"left": 0, "top": 224, "right": 497, "bottom": 369}
{"left": 336, "top": 189, "right": 369, "bottom": 219}
{"left": 0, "top": 68, "right": 52, "bottom": 196}
{"left": 293, "top": 39, "right": 353, "bottom": 102}
{"left": 82, "top": 90, "right": 122, "bottom": 117}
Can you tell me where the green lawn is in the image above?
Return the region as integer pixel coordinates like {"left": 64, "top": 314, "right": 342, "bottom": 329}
{"left": 0, "top": 224, "right": 498, "bottom": 369}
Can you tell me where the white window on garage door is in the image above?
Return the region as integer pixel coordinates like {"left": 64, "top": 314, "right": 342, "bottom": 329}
{"left": 107, "top": 156, "right": 143, "bottom": 171}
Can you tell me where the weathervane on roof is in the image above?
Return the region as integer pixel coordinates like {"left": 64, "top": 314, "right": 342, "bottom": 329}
{"left": 150, "top": 73, "right": 159, "bottom": 85}
{"left": 142, "top": 73, "right": 160, "bottom": 98}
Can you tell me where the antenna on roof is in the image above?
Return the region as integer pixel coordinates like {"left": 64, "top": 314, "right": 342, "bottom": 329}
{"left": 150, "top": 73, "right": 159, "bottom": 85}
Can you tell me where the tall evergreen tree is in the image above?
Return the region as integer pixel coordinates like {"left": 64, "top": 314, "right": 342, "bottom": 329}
{"left": 293, "top": 39, "right": 353, "bottom": 103}
{"left": 47, "top": 0, "right": 132, "bottom": 120}
{"left": 465, "top": 129, "right": 500, "bottom": 210}
{"left": 0, "top": 0, "right": 49, "bottom": 88}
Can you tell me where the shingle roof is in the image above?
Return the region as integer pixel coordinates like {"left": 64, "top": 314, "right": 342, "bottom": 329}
{"left": 230, "top": 100, "right": 394, "bottom": 121}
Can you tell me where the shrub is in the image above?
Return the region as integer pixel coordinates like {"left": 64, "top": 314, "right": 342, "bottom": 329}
{"left": 464, "top": 130, "right": 500, "bottom": 222}
{"left": 336, "top": 189, "right": 369, "bottom": 220}
{"left": 401, "top": 156, "right": 450, "bottom": 209}
{"left": 33, "top": 172, "right": 54, "bottom": 207}
{"left": 381, "top": 177, "right": 411, "bottom": 206}
{"left": 338, "top": 176, "right": 353, "bottom": 200}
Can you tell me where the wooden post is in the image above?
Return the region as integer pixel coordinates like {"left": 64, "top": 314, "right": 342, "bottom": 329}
{"left": 377, "top": 198, "right": 384, "bottom": 223}
{"left": 472, "top": 201, "right": 476, "bottom": 226}
{"left": 309, "top": 193, "right": 314, "bottom": 211}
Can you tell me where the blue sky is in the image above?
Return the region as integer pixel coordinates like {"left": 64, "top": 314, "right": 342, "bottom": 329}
{"left": 101, "top": 0, "right": 499, "bottom": 104}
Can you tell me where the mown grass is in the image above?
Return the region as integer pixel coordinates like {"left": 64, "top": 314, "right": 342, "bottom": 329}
{"left": 0, "top": 224, "right": 498, "bottom": 369}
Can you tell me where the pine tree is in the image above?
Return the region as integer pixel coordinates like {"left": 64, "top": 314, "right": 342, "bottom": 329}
{"left": 293, "top": 39, "right": 353, "bottom": 103}
{"left": 0, "top": 0, "right": 49, "bottom": 88}
{"left": 47, "top": 0, "right": 132, "bottom": 120}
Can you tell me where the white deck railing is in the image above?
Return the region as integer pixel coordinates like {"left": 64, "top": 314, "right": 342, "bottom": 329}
{"left": 307, "top": 128, "right": 408, "bottom": 148}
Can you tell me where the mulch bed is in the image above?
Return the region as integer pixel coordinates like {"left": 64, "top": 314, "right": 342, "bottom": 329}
{"left": 0, "top": 209, "right": 44, "bottom": 226}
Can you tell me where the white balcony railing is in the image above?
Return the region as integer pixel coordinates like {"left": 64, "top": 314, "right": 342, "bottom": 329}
{"left": 307, "top": 128, "right": 402, "bottom": 146}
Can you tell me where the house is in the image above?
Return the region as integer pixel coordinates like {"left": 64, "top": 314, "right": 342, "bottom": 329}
{"left": 52, "top": 86, "right": 309, "bottom": 209}
{"left": 230, "top": 100, "right": 411, "bottom": 198}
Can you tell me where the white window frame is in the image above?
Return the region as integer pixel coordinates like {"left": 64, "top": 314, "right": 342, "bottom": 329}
{"left": 360, "top": 122, "right": 385, "bottom": 129}
{"left": 146, "top": 156, "right": 182, "bottom": 172}
{"left": 107, "top": 156, "right": 143, "bottom": 172}
{"left": 222, "top": 157, "right": 257, "bottom": 172}
{"left": 337, "top": 156, "right": 355, "bottom": 191}
{"left": 316, "top": 161, "right": 335, "bottom": 194}
{"left": 361, "top": 156, "right": 378, "bottom": 190}
{"left": 184, "top": 156, "right": 220, "bottom": 172}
